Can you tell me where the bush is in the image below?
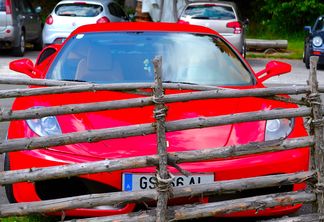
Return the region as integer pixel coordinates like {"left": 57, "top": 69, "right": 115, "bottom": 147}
{"left": 251, "top": 0, "right": 324, "bottom": 35}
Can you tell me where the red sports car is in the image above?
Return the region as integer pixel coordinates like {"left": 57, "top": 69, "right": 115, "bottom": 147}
{"left": 6, "top": 22, "right": 309, "bottom": 218}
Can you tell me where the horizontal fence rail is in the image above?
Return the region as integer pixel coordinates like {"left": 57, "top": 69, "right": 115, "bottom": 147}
{"left": 0, "top": 137, "right": 313, "bottom": 185}
{"left": 0, "top": 77, "right": 219, "bottom": 90}
{"left": 0, "top": 82, "right": 311, "bottom": 99}
{"left": 63, "top": 191, "right": 316, "bottom": 222}
{"left": 0, "top": 107, "right": 312, "bottom": 153}
{"left": 0, "top": 172, "right": 315, "bottom": 217}
{"left": 1, "top": 76, "right": 324, "bottom": 95}
{"left": 0, "top": 86, "right": 313, "bottom": 122}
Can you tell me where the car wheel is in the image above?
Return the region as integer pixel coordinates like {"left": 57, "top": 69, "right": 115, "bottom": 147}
{"left": 11, "top": 32, "right": 25, "bottom": 57}
{"left": 4, "top": 153, "right": 17, "bottom": 203}
{"left": 305, "top": 44, "right": 310, "bottom": 69}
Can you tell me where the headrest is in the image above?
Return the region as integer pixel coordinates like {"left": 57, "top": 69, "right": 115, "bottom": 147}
{"left": 86, "top": 45, "right": 113, "bottom": 71}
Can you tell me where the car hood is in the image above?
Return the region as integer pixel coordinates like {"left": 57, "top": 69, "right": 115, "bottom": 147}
{"left": 313, "top": 30, "right": 324, "bottom": 38}
{"left": 11, "top": 88, "right": 269, "bottom": 160}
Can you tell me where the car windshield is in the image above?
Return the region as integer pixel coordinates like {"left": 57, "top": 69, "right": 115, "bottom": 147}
{"left": 46, "top": 32, "right": 254, "bottom": 86}
{"left": 315, "top": 17, "right": 324, "bottom": 31}
{"left": 55, "top": 3, "right": 103, "bottom": 17}
{"left": 183, "top": 5, "right": 235, "bottom": 20}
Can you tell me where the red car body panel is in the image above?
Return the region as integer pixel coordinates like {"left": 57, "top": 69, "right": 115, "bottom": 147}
{"left": 34, "top": 44, "right": 61, "bottom": 77}
{"left": 6, "top": 22, "right": 310, "bottom": 218}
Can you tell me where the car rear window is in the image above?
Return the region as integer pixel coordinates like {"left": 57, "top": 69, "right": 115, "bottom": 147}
{"left": 0, "top": 0, "right": 5, "bottom": 11}
{"left": 55, "top": 3, "right": 103, "bottom": 17}
{"left": 184, "top": 4, "right": 235, "bottom": 20}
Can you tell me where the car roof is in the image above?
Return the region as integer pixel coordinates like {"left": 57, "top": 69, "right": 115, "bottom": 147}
{"left": 186, "top": 0, "right": 237, "bottom": 8}
{"left": 57, "top": 0, "right": 115, "bottom": 5}
{"left": 70, "top": 22, "right": 220, "bottom": 37}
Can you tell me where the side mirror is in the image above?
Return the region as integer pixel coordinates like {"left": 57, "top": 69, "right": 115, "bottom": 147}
{"left": 9, "top": 59, "right": 42, "bottom": 78}
{"left": 35, "top": 6, "right": 42, "bottom": 14}
{"left": 255, "top": 61, "right": 291, "bottom": 83}
{"left": 304, "top": 26, "right": 311, "bottom": 33}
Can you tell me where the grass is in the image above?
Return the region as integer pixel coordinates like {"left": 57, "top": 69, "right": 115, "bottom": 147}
{"left": 246, "top": 31, "right": 305, "bottom": 60}
{"left": 1, "top": 215, "right": 56, "bottom": 222}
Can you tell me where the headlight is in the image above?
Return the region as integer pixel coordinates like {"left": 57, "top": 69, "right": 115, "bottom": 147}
{"left": 26, "top": 107, "right": 62, "bottom": 137}
{"left": 265, "top": 118, "right": 294, "bottom": 141}
{"left": 313, "top": 36, "right": 323, "bottom": 47}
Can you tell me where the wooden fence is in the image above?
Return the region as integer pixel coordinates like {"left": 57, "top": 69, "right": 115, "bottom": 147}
{"left": 0, "top": 56, "right": 323, "bottom": 221}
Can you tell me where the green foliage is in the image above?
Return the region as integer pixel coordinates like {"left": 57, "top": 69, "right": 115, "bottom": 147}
{"left": 30, "top": 0, "right": 57, "bottom": 22}
{"left": 251, "top": 0, "right": 324, "bottom": 35}
{"left": 1, "top": 215, "right": 56, "bottom": 222}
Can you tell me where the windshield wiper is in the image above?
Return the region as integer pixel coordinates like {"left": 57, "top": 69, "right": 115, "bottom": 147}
{"left": 191, "top": 16, "right": 211, "bottom": 20}
{"left": 59, "top": 13, "right": 77, "bottom": 17}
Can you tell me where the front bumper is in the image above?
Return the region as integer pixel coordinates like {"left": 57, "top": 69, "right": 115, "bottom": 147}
{"left": 310, "top": 49, "right": 324, "bottom": 65}
{"left": 0, "top": 25, "right": 16, "bottom": 48}
{"left": 8, "top": 146, "right": 309, "bottom": 218}
{"left": 42, "top": 27, "right": 70, "bottom": 45}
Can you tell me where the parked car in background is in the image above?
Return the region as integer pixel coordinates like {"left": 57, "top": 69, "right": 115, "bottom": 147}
{"left": 8, "top": 22, "right": 309, "bottom": 218}
{"left": 0, "top": 0, "right": 43, "bottom": 56}
{"left": 42, "top": 0, "right": 129, "bottom": 47}
{"left": 304, "top": 15, "right": 324, "bottom": 69}
{"left": 178, "top": 1, "right": 248, "bottom": 57}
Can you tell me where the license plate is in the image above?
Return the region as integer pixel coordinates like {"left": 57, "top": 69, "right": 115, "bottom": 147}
{"left": 122, "top": 173, "right": 214, "bottom": 191}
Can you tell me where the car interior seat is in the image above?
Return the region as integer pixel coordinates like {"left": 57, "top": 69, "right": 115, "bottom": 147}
{"left": 75, "top": 45, "right": 123, "bottom": 83}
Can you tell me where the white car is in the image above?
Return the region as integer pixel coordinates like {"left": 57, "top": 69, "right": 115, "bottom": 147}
{"left": 42, "top": 0, "right": 128, "bottom": 46}
{"left": 178, "top": 1, "right": 248, "bottom": 57}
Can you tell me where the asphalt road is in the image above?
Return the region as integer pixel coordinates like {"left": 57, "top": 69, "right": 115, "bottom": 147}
{"left": 0, "top": 50, "right": 321, "bottom": 217}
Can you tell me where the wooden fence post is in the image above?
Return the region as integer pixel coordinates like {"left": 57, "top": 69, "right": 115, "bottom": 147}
{"left": 153, "top": 56, "right": 172, "bottom": 222}
{"left": 308, "top": 56, "right": 324, "bottom": 219}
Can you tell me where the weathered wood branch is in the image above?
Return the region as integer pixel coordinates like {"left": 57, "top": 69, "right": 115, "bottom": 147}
{"left": 153, "top": 56, "right": 169, "bottom": 222}
{"left": 66, "top": 191, "right": 316, "bottom": 222}
{"left": 246, "top": 39, "right": 288, "bottom": 51}
{"left": 0, "top": 172, "right": 315, "bottom": 217}
{"left": 0, "top": 136, "right": 313, "bottom": 185}
{"left": 0, "top": 84, "right": 310, "bottom": 100}
{"left": 0, "top": 77, "right": 218, "bottom": 91}
{"left": 0, "top": 83, "right": 224, "bottom": 99}
{"left": 0, "top": 77, "right": 87, "bottom": 86}
{"left": 0, "top": 107, "right": 312, "bottom": 153}
{"left": 0, "top": 86, "right": 310, "bottom": 122}
{"left": 266, "top": 95, "right": 307, "bottom": 106}
{"left": 308, "top": 56, "right": 324, "bottom": 219}
{"left": 0, "top": 97, "right": 154, "bottom": 122}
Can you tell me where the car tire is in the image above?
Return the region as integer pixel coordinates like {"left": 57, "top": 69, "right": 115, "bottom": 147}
{"left": 305, "top": 44, "right": 310, "bottom": 69}
{"left": 3, "top": 153, "right": 17, "bottom": 203}
{"left": 11, "top": 32, "right": 25, "bottom": 57}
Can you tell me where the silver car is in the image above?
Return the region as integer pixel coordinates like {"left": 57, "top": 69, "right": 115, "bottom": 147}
{"left": 42, "top": 0, "right": 128, "bottom": 46}
{"left": 178, "top": 1, "right": 248, "bottom": 57}
{"left": 0, "top": 0, "right": 43, "bottom": 56}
